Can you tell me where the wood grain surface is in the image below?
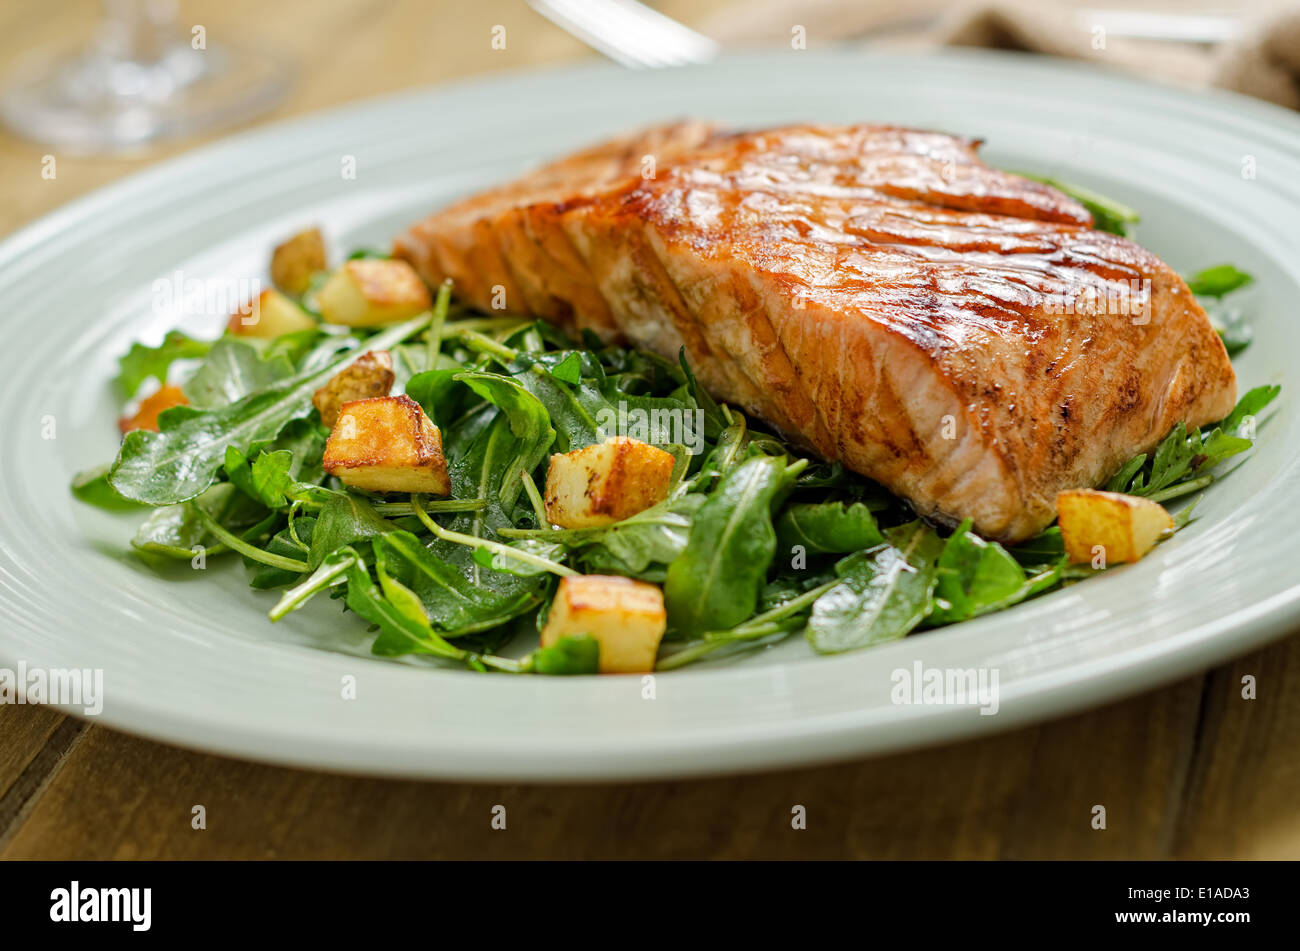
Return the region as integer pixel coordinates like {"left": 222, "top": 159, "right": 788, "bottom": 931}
{"left": 0, "top": 0, "right": 1296, "bottom": 860}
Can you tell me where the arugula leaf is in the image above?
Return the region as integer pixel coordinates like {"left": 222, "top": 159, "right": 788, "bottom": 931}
{"left": 181, "top": 336, "right": 295, "bottom": 408}
{"left": 454, "top": 370, "right": 555, "bottom": 511}
{"left": 688, "top": 409, "right": 749, "bottom": 494}
{"left": 1222, "top": 383, "right": 1280, "bottom": 433}
{"left": 1185, "top": 265, "right": 1256, "bottom": 353}
{"left": 677, "top": 348, "right": 726, "bottom": 439}
{"left": 759, "top": 571, "right": 837, "bottom": 613}
{"left": 374, "top": 530, "right": 547, "bottom": 636}
{"left": 1106, "top": 385, "right": 1279, "bottom": 502}
{"left": 529, "top": 634, "right": 600, "bottom": 675}
{"left": 775, "top": 501, "right": 883, "bottom": 556}
{"left": 354, "top": 548, "right": 474, "bottom": 661}
{"left": 507, "top": 353, "right": 608, "bottom": 451}
{"left": 474, "top": 539, "right": 568, "bottom": 578}
{"left": 1016, "top": 173, "right": 1139, "bottom": 236}
{"left": 664, "top": 455, "right": 786, "bottom": 637}
{"left": 1194, "top": 428, "right": 1254, "bottom": 473}
{"left": 1104, "top": 455, "right": 1148, "bottom": 493}
{"left": 274, "top": 544, "right": 513, "bottom": 670}
{"left": 576, "top": 494, "right": 704, "bottom": 576}
{"left": 446, "top": 411, "right": 522, "bottom": 536}
{"left": 805, "top": 522, "right": 943, "bottom": 653}
{"left": 224, "top": 443, "right": 329, "bottom": 510}
{"left": 1008, "top": 526, "right": 1065, "bottom": 567}
{"left": 116, "top": 330, "right": 212, "bottom": 398}
{"left": 224, "top": 447, "right": 291, "bottom": 508}
{"left": 268, "top": 547, "right": 357, "bottom": 619}
{"left": 511, "top": 350, "right": 692, "bottom": 453}
{"left": 448, "top": 623, "right": 518, "bottom": 658}
{"left": 930, "top": 520, "right": 1033, "bottom": 623}
{"left": 131, "top": 500, "right": 215, "bottom": 559}
{"left": 131, "top": 483, "right": 261, "bottom": 559}
{"left": 267, "top": 417, "right": 330, "bottom": 486}
{"left": 549, "top": 352, "right": 582, "bottom": 384}
{"left": 404, "top": 368, "right": 471, "bottom": 429}
{"left": 1186, "top": 264, "right": 1253, "bottom": 298}
{"left": 1167, "top": 493, "right": 1201, "bottom": 530}
{"left": 658, "top": 573, "right": 835, "bottom": 670}
{"left": 71, "top": 465, "right": 148, "bottom": 512}
{"left": 604, "top": 355, "right": 686, "bottom": 408}
{"left": 108, "top": 314, "right": 430, "bottom": 506}
{"left": 249, "top": 517, "right": 315, "bottom": 589}
{"left": 295, "top": 334, "right": 366, "bottom": 375}
{"left": 1140, "top": 421, "right": 1199, "bottom": 496}
{"left": 1204, "top": 300, "right": 1252, "bottom": 357}
{"left": 501, "top": 493, "right": 705, "bottom": 581}
{"left": 263, "top": 327, "right": 329, "bottom": 367}
{"left": 309, "top": 493, "right": 394, "bottom": 568}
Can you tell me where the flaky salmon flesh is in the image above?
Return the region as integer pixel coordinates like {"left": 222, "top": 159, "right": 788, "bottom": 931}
{"left": 393, "top": 122, "right": 1237, "bottom": 542}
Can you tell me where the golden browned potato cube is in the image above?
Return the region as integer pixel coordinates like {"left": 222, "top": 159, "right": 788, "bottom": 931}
{"left": 316, "top": 259, "right": 432, "bottom": 327}
{"left": 270, "top": 228, "right": 327, "bottom": 296}
{"left": 227, "top": 288, "right": 317, "bottom": 339}
{"left": 544, "top": 436, "right": 675, "bottom": 529}
{"left": 1057, "top": 489, "right": 1175, "bottom": 566}
{"left": 312, "top": 350, "right": 395, "bottom": 427}
{"left": 323, "top": 394, "right": 450, "bottom": 495}
{"left": 540, "top": 575, "right": 667, "bottom": 674}
{"left": 119, "top": 384, "right": 188, "bottom": 434}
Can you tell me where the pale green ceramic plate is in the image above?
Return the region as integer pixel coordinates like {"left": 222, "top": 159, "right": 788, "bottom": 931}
{"left": 0, "top": 50, "right": 1295, "bottom": 780}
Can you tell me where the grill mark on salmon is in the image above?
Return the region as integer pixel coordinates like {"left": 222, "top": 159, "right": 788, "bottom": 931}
{"left": 394, "top": 122, "right": 1237, "bottom": 541}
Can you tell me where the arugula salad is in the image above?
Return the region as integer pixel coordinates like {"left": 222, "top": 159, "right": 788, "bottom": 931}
{"left": 72, "top": 201, "right": 1278, "bottom": 676}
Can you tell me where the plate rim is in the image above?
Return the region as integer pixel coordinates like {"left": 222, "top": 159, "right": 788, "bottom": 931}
{"left": 2, "top": 47, "right": 1298, "bottom": 781}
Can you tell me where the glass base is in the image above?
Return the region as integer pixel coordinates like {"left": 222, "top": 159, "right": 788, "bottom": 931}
{"left": 2, "top": 41, "right": 290, "bottom": 154}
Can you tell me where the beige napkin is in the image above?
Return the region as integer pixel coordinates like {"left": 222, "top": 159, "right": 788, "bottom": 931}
{"left": 702, "top": 0, "right": 1300, "bottom": 110}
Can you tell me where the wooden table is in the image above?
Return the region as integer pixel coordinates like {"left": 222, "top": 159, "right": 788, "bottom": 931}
{"left": 2, "top": 0, "right": 1297, "bottom": 860}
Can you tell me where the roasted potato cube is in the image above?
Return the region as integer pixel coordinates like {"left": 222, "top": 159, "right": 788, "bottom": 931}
{"left": 119, "top": 384, "right": 188, "bottom": 434}
{"left": 316, "top": 259, "right": 432, "bottom": 327}
{"left": 540, "top": 575, "right": 667, "bottom": 674}
{"left": 270, "top": 227, "right": 327, "bottom": 296}
{"left": 323, "top": 394, "right": 449, "bottom": 495}
{"left": 227, "top": 288, "right": 317, "bottom": 339}
{"left": 312, "top": 350, "right": 395, "bottom": 427}
{"left": 1057, "top": 489, "right": 1174, "bottom": 566}
{"left": 544, "top": 436, "right": 675, "bottom": 529}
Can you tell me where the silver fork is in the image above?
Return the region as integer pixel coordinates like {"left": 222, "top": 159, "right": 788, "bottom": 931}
{"left": 527, "top": 0, "right": 719, "bottom": 68}
{"left": 529, "top": 0, "right": 1245, "bottom": 70}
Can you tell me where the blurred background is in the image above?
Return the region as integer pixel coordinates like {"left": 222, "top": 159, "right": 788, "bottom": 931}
{"left": 1, "top": 0, "right": 1297, "bottom": 235}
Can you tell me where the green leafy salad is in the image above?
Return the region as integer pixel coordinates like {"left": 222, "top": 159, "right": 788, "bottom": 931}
{"left": 72, "top": 199, "right": 1278, "bottom": 676}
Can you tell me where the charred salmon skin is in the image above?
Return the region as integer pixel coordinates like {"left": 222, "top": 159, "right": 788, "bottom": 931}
{"left": 393, "top": 122, "right": 1237, "bottom": 541}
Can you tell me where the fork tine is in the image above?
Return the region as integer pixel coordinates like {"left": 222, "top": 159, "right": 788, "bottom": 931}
{"left": 601, "top": 0, "right": 719, "bottom": 63}
{"left": 531, "top": 0, "right": 653, "bottom": 68}
{"left": 559, "top": 0, "right": 695, "bottom": 68}
{"left": 529, "top": 0, "right": 718, "bottom": 69}
{"left": 555, "top": 0, "right": 677, "bottom": 68}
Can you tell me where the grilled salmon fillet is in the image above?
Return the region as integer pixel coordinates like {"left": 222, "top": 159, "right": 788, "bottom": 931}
{"left": 394, "top": 122, "right": 1237, "bottom": 541}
